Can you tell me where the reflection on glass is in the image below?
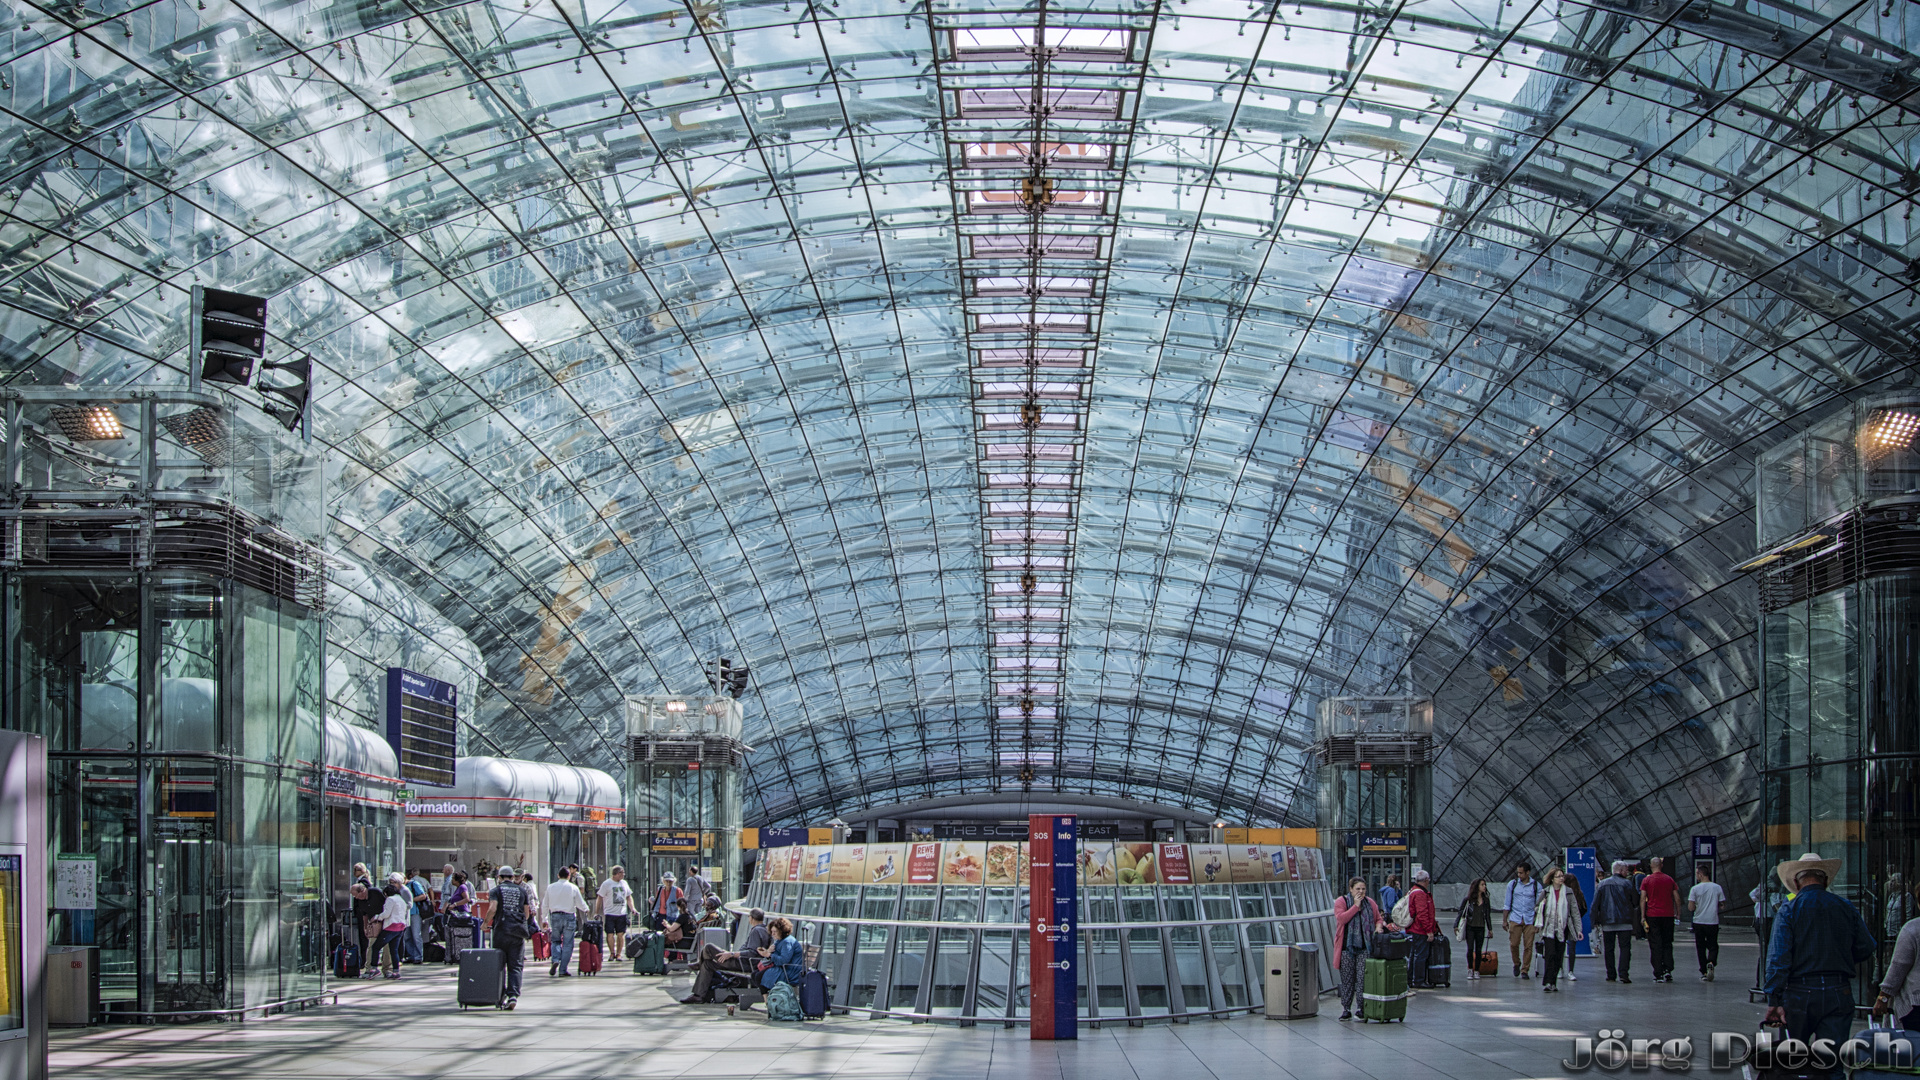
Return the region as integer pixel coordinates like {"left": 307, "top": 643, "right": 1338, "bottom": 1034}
{"left": 0, "top": 852, "right": 20, "bottom": 1032}
{"left": 978, "top": 929, "right": 1014, "bottom": 1019}
{"left": 889, "top": 886, "right": 938, "bottom": 1010}
{"left": 930, "top": 928, "right": 974, "bottom": 1015}
{"left": 1210, "top": 924, "right": 1248, "bottom": 1007}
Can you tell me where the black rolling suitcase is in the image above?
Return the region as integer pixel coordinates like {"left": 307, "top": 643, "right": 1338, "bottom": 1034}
{"left": 1425, "top": 935, "right": 1452, "bottom": 987}
{"left": 457, "top": 948, "right": 506, "bottom": 1009}
{"left": 446, "top": 917, "right": 478, "bottom": 963}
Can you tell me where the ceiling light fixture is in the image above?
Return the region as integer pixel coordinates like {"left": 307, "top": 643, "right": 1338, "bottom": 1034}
{"left": 48, "top": 404, "right": 124, "bottom": 441}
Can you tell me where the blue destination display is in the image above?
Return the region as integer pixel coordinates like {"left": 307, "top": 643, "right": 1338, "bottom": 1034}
{"left": 386, "top": 667, "right": 458, "bottom": 789}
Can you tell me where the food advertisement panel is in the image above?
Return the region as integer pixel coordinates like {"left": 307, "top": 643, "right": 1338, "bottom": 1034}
{"left": 1113, "top": 842, "right": 1158, "bottom": 884}
{"left": 829, "top": 844, "right": 868, "bottom": 884}
{"left": 983, "top": 841, "right": 1022, "bottom": 886}
{"left": 1077, "top": 839, "right": 1117, "bottom": 887}
{"left": 1189, "top": 844, "right": 1230, "bottom": 884}
{"left": 1227, "top": 844, "right": 1272, "bottom": 882}
{"left": 1156, "top": 843, "right": 1193, "bottom": 885}
{"left": 942, "top": 841, "right": 985, "bottom": 885}
{"left": 906, "top": 841, "right": 941, "bottom": 884}
{"left": 804, "top": 845, "right": 833, "bottom": 883}
{"left": 786, "top": 845, "right": 803, "bottom": 883}
{"left": 762, "top": 849, "right": 786, "bottom": 881}
{"left": 865, "top": 844, "right": 905, "bottom": 884}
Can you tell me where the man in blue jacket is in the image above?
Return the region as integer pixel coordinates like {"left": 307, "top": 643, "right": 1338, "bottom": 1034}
{"left": 1764, "top": 851, "right": 1877, "bottom": 1078}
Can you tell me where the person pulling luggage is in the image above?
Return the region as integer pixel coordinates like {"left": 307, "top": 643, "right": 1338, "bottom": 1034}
{"left": 1763, "top": 851, "right": 1877, "bottom": 1079}
{"left": 542, "top": 865, "right": 590, "bottom": 977}
{"left": 1334, "top": 877, "right": 1387, "bottom": 1021}
{"left": 486, "top": 864, "right": 537, "bottom": 1010}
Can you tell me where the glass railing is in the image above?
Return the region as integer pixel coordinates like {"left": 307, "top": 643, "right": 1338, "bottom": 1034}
{"left": 731, "top": 843, "right": 1337, "bottom": 1026}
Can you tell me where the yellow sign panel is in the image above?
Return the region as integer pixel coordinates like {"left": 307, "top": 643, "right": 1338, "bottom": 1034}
{"left": 741, "top": 828, "right": 759, "bottom": 850}
{"left": 807, "top": 828, "right": 835, "bottom": 846}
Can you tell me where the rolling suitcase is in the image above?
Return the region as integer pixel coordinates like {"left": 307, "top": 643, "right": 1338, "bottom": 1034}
{"left": 1361, "top": 957, "right": 1408, "bottom": 1023}
{"left": 1475, "top": 949, "right": 1500, "bottom": 976}
{"left": 1425, "top": 935, "right": 1452, "bottom": 987}
{"left": 332, "top": 941, "right": 361, "bottom": 979}
{"left": 580, "top": 919, "right": 605, "bottom": 947}
{"left": 447, "top": 918, "right": 478, "bottom": 963}
{"left": 532, "top": 930, "right": 551, "bottom": 960}
{"left": 798, "top": 969, "right": 830, "bottom": 1019}
{"left": 578, "top": 939, "right": 603, "bottom": 975}
{"left": 1847, "top": 1019, "right": 1920, "bottom": 1079}
{"left": 632, "top": 931, "right": 668, "bottom": 975}
{"left": 457, "top": 948, "right": 506, "bottom": 1009}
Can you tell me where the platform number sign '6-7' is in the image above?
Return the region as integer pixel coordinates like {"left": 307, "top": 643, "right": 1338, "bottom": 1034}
{"left": 1029, "top": 814, "right": 1077, "bottom": 1041}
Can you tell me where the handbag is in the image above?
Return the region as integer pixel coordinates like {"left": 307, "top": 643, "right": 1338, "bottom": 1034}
{"left": 362, "top": 915, "right": 383, "bottom": 943}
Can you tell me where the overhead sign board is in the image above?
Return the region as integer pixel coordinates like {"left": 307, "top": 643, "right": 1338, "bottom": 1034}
{"left": 385, "top": 668, "right": 458, "bottom": 789}
{"left": 651, "top": 831, "right": 700, "bottom": 853}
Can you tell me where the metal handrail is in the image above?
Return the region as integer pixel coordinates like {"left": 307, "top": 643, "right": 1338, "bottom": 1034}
{"left": 114, "top": 990, "right": 337, "bottom": 1023}
{"left": 724, "top": 900, "right": 1334, "bottom": 933}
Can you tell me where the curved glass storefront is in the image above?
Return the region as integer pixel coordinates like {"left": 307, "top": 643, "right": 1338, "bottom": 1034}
{"left": 739, "top": 841, "right": 1337, "bottom": 1025}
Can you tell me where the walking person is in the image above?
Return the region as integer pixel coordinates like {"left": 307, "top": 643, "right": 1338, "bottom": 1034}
{"left": 684, "top": 864, "right": 714, "bottom": 908}
{"left": 1455, "top": 879, "right": 1493, "bottom": 981}
{"left": 1406, "top": 870, "right": 1440, "bottom": 988}
{"left": 1562, "top": 871, "right": 1588, "bottom": 981}
{"left": 542, "top": 864, "right": 590, "bottom": 977}
{"left": 374, "top": 874, "right": 412, "bottom": 979}
{"left": 1689, "top": 865, "right": 1726, "bottom": 981}
{"left": 1506, "top": 863, "right": 1542, "bottom": 978}
{"left": 1591, "top": 860, "right": 1640, "bottom": 983}
{"left": 1334, "top": 877, "right": 1387, "bottom": 1021}
{"left": 1379, "top": 874, "right": 1402, "bottom": 918}
{"left": 1641, "top": 856, "right": 1682, "bottom": 982}
{"left": 596, "top": 865, "right": 635, "bottom": 963}
{"left": 486, "top": 864, "right": 537, "bottom": 1010}
{"left": 1764, "top": 851, "right": 1877, "bottom": 1080}
{"left": 1873, "top": 880, "right": 1920, "bottom": 1030}
{"left": 1534, "top": 868, "right": 1583, "bottom": 991}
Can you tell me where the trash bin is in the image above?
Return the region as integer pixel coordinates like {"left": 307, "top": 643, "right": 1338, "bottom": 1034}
{"left": 46, "top": 946, "right": 97, "bottom": 1026}
{"left": 1264, "top": 942, "right": 1321, "bottom": 1019}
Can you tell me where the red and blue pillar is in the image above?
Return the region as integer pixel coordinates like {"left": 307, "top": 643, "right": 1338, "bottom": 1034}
{"left": 1029, "top": 814, "right": 1077, "bottom": 1040}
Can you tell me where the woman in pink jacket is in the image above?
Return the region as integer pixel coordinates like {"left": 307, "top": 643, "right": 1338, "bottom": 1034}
{"left": 1334, "top": 877, "right": 1387, "bottom": 1020}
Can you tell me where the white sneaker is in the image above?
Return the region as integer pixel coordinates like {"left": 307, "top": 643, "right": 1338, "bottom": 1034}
{"left": 1568, "top": 972, "right": 1577, "bottom": 981}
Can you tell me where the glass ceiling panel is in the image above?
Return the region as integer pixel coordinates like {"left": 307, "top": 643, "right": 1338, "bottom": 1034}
{"left": 3, "top": 0, "right": 1912, "bottom": 866}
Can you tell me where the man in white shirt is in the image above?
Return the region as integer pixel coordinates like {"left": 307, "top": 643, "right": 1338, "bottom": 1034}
{"left": 1688, "top": 865, "right": 1727, "bottom": 982}
{"left": 541, "top": 867, "right": 590, "bottom": 977}
{"left": 596, "top": 865, "right": 636, "bottom": 962}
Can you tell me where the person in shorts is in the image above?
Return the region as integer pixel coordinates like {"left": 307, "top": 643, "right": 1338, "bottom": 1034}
{"left": 596, "top": 864, "right": 635, "bottom": 962}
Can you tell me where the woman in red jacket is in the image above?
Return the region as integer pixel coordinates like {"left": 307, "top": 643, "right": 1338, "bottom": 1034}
{"left": 1408, "top": 870, "right": 1441, "bottom": 987}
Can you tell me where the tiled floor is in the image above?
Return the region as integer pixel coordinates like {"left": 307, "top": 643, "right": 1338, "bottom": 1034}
{"left": 51, "top": 941, "right": 1774, "bottom": 1079}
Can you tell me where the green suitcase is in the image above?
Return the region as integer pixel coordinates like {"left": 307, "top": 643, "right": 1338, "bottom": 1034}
{"left": 1361, "top": 957, "right": 1408, "bottom": 1023}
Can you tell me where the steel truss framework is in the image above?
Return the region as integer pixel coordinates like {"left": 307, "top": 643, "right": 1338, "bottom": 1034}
{"left": 0, "top": 0, "right": 1914, "bottom": 871}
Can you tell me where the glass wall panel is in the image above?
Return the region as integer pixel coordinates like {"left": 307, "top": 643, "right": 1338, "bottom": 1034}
{"left": 1765, "top": 605, "right": 1811, "bottom": 770}
{"left": 1809, "top": 588, "right": 1859, "bottom": 765}
{"left": 888, "top": 886, "right": 937, "bottom": 1010}
{"left": 7, "top": 577, "right": 142, "bottom": 753}
{"left": 154, "top": 580, "right": 220, "bottom": 754}
{"left": 45, "top": 757, "right": 139, "bottom": 1004}
{"left": 146, "top": 756, "right": 221, "bottom": 1012}
{"left": 1085, "top": 888, "right": 1125, "bottom": 1013}
{"left": 1123, "top": 886, "right": 1170, "bottom": 1014}
{"left": 931, "top": 929, "right": 974, "bottom": 1016}
{"left": 1163, "top": 888, "right": 1209, "bottom": 1010}
{"left": 1237, "top": 885, "right": 1270, "bottom": 1007}
{"left": 978, "top": 929, "right": 1014, "bottom": 1020}
{"left": 847, "top": 886, "right": 898, "bottom": 1009}
{"left": 1210, "top": 924, "right": 1249, "bottom": 1007}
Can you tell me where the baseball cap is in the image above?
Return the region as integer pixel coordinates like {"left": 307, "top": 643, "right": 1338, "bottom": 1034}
{"left": 496, "top": 865, "right": 516, "bottom": 877}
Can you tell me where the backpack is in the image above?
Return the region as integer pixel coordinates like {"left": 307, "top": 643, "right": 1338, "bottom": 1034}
{"left": 1391, "top": 893, "right": 1414, "bottom": 928}
{"left": 766, "top": 980, "right": 803, "bottom": 1021}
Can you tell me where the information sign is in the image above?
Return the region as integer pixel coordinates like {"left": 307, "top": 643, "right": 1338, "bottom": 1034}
{"left": 1029, "top": 814, "right": 1077, "bottom": 1041}
{"left": 385, "top": 667, "right": 458, "bottom": 789}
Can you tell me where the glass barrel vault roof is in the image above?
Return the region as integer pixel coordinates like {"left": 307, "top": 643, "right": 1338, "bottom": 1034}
{"left": 4, "top": 0, "right": 1915, "bottom": 867}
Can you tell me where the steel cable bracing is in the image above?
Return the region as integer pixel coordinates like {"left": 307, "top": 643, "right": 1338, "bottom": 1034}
{"left": 0, "top": 0, "right": 1914, "bottom": 878}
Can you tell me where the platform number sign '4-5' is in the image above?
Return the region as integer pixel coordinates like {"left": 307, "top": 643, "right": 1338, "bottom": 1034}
{"left": 1029, "top": 814, "right": 1078, "bottom": 1041}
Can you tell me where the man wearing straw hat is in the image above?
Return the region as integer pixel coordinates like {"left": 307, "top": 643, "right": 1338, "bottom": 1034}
{"left": 1762, "top": 851, "right": 1877, "bottom": 1075}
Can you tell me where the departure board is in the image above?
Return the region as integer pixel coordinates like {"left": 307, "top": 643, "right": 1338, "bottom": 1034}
{"left": 385, "top": 668, "right": 458, "bottom": 788}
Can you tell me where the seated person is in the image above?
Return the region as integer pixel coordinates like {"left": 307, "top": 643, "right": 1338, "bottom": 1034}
{"left": 683, "top": 908, "right": 771, "bottom": 1004}
{"left": 759, "top": 917, "right": 804, "bottom": 991}
{"left": 661, "top": 897, "right": 699, "bottom": 953}
{"left": 696, "top": 896, "right": 727, "bottom": 930}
